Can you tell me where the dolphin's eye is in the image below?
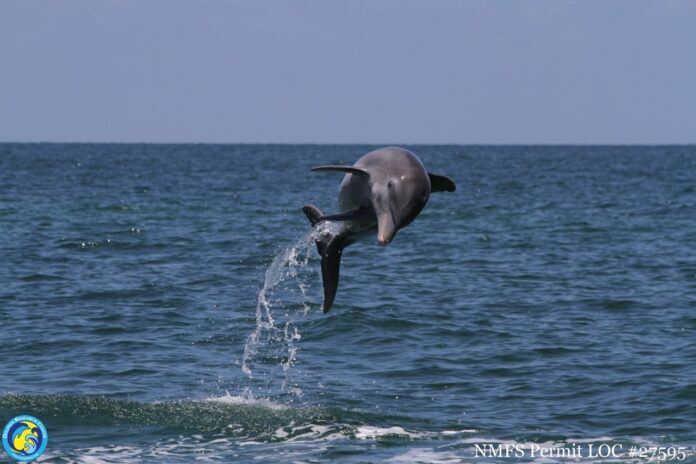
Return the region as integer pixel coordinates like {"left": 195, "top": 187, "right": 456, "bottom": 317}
{"left": 388, "top": 180, "right": 393, "bottom": 189}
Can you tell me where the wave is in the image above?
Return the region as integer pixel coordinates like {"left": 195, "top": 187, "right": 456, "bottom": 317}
{"left": 3, "top": 394, "right": 694, "bottom": 463}
{"left": 0, "top": 393, "right": 438, "bottom": 440}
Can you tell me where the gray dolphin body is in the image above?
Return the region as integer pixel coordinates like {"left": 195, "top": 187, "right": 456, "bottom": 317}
{"left": 302, "top": 147, "right": 456, "bottom": 312}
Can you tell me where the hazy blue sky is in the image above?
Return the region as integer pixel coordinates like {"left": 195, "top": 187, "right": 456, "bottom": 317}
{"left": 1, "top": 1, "right": 695, "bottom": 144}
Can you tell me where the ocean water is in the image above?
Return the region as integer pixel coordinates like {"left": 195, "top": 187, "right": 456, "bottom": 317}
{"left": 1, "top": 143, "right": 695, "bottom": 463}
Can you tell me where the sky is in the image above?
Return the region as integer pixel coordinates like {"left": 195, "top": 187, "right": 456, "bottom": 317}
{"left": 1, "top": 0, "right": 695, "bottom": 144}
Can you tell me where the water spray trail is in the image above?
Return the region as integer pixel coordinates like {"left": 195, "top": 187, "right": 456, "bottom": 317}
{"left": 241, "top": 227, "right": 323, "bottom": 379}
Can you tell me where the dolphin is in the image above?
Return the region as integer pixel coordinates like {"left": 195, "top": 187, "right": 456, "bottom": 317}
{"left": 302, "top": 146, "right": 456, "bottom": 313}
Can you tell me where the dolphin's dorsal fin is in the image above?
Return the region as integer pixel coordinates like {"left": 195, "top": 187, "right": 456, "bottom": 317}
{"left": 428, "top": 172, "right": 456, "bottom": 192}
{"left": 311, "top": 165, "right": 370, "bottom": 177}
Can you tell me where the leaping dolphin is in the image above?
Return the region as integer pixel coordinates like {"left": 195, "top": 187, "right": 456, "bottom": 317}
{"left": 303, "top": 146, "right": 456, "bottom": 313}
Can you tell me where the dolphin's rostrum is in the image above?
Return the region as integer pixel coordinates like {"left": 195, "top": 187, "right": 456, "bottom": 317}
{"left": 303, "top": 147, "right": 456, "bottom": 313}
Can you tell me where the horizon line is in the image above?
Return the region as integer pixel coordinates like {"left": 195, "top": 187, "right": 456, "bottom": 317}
{"left": 1, "top": 140, "right": 695, "bottom": 147}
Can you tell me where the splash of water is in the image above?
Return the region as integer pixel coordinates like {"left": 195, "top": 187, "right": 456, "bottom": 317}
{"left": 241, "top": 223, "right": 338, "bottom": 390}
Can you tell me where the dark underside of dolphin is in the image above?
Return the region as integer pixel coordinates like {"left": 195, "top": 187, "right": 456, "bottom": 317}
{"left": 302, "top": 147, "right": 456, "bottom": 313}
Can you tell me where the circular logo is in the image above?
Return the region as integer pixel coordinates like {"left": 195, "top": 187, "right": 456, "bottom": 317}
{"left": 2, "top": 415, "right": 48, "bottom": 462}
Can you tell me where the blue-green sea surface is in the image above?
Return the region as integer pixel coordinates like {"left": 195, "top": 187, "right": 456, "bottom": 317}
{"left": 1, "top": 144, "right": 695, "bottom": 463}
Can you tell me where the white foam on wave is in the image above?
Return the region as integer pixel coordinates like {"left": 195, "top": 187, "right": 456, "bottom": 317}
{"left": 564, "top": 436, "right": 615, "bottom": 444}
{"left": 204, "top": 391, "right": 288, "bottom": 410}
{"left": 287, "top": 424, "right": 347, "bottom": 444}
{"left": 355, "top": 425, "right": 423, "bottom": 440}
{"left": 239, "top": 423, "right": 347, "bottom": 448}
{"left": 441, "top": 428, "right": 479, "bottom": 435}
{"left": 355, "top": 426, "right": 479, "bottom": 441}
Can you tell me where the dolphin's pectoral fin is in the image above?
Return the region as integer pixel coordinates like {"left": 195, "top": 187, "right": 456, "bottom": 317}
{"left": 320, "top": 241, "right": 343, "bottom": 313}
{"left": 317, "top": 206, "right": 369, "bottom": 222}
{"left": 311, "top": 165, "right": 370, "bottom": 177}
{"left": 428, "top": 172, "right": 456, "bottom": 192}
{"left": 302, "top": 205, "right": 323, "bottom": 226}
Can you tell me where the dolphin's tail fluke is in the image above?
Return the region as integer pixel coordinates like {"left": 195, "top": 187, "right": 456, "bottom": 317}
{"left": 318, "top": 241, "right": 342, "bottom": 313}
{"left": 302, "top": 204, "right": 343, "bottom": 313}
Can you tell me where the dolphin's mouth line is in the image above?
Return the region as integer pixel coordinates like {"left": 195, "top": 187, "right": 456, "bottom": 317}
{"left": 390, "top": 207, "right": 398, "bottom": 235}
